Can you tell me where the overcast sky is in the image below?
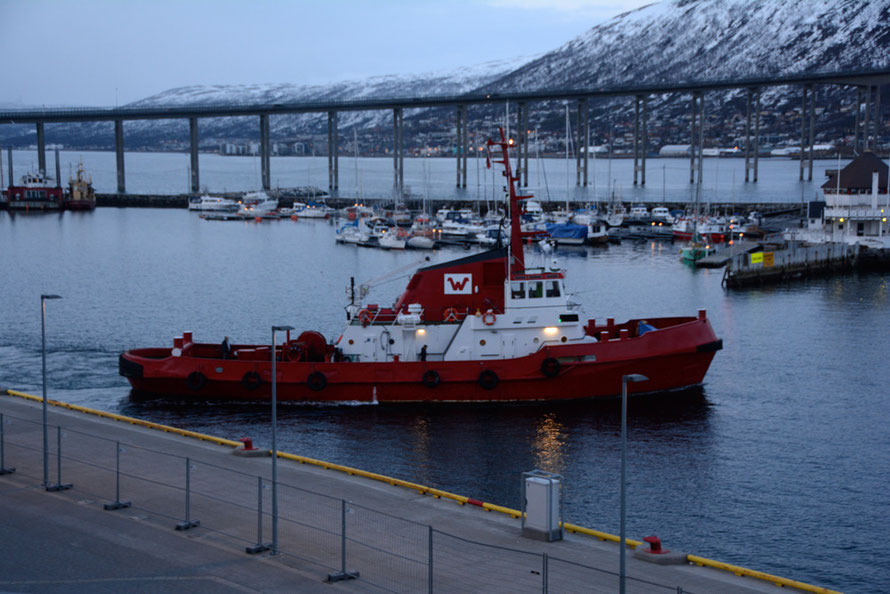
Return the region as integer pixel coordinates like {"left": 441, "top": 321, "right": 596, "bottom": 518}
{"left": 0, "top": 0, "right": 654, "bottom": 107}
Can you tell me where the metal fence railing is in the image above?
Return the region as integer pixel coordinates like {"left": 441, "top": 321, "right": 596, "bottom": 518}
{"left": 0, "top": 411, "right": 691, "bottom": 593}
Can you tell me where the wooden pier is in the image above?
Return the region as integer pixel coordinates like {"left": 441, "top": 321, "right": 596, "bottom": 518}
{"left": 722, "top": 240, "right": 859, "bottom": 288}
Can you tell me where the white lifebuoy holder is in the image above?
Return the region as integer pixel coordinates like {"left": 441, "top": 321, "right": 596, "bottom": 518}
{"left": 482, "top": 310, "right": 496, "bottom": 326}
{"left": 357, "top": 309, "right": 372, "bottom": 326}
{"left": 443, "top": 307, "right": 459, "bottom": 322}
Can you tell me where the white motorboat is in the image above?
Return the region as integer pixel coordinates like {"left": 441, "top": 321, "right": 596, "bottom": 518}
{"left": 188, "top": 195, "right": 239, "bottom": 212}
{"left": 378, "top": 228, "right": 407, "bottom": 250}
{"left": 237, "top": 192, "right": 278, "bottom": 217}
{"left": 406, "top": 234, "right": 435, "bottom": 249}
{"left": 300, "top": 201, "right": 336, "bottom": 219}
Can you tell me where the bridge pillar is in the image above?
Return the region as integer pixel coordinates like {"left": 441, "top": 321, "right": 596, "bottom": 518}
{"left": 863, "top": 86, "right": 873, "bottom": 152}
{"left": 393, "top": 108, "right": 403, "bottom": 196}
{"left": 521, "top": 102, "right": 530, "bottom": 187}
{"left": 461, "top": 105, "right": 468, "bottom": 189}
{"left": 36, "top": 122, "right": 46, "bottom": 175}
{"left": 189, "top": 117, "right": 199, "bottom": 193}
{"left": 690, "top": 93, "right": 700, "bottom": 184}
{"left": 641, "top": 95, "right": 647, "bottom": 186}
{"left": 753, "top": 89, "right": 760, "bottom": 182}
{"left": 875, "top": 86, "right": 882, "bottom": 152}
{"left": 633, "top": 96, "right": 640, "bottom": 185}
{"left": 807, "top": 85, "right": 816, "bottom": 182}
{"left": 260, "top": 114, "right": 271, "bottom": 191}
{"left": 327, "top": 111, "right": 339, "bottom": 192}
{"left": 516, "top": 102, "right": 524, "bottom": 187}
{"left": 853, "top": 87, "right": 862, "bottom": 154}
{"left": 745, "top": 89, "right": 752, "bottom": 182}
{"left": 575, "top": 99, "right": 588, "bottom": 187}
{"left": 114, "top": 119, "right": 126, "bottom": 193}
{"left": 455, "top": 105, "right": 467, "bottom": 188}
{"left": 799, "top": 87, "right": 808, "bottom": 181}
{"left": 6, "top": 148, "right": 13, "bottom": 186}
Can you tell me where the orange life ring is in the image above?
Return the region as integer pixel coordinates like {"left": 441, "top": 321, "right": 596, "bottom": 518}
{"left": 482, "top": 310, "right": 496, "bottom": 326}
{"left": 357, "top": 309, "right": 372, "bottom": 326}
{"left": 443, "top": 307, "right": 459, "bottom": 322}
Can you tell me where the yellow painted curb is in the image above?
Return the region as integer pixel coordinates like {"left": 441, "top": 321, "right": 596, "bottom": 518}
{"left": 4, "top": 389, "right": 242, "bottom": 447}
{"left": 3, "top": 389, "right": 839, "bottom": 593}
{"left": 686, "top": 555, "right": 842, "bottom": 594}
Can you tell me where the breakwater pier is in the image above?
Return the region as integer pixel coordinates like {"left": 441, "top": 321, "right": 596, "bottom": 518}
{"left": 0, "top": 390, "right": 838, "bottom": 593}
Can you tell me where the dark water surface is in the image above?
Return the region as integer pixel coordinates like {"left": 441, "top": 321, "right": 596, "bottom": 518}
{"left": 1, "top": 208, "right": 887, "bottom": 593}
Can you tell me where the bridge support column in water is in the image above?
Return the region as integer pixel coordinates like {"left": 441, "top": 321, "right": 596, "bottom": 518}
{"left": 115, "top": 119, "right": 125, "bottom": 193}
{"left": 189, "top": 117, "right": 199, "bottom": 193}
{"left": 576, "top": 99, "right": 588, "bottom": 187}
{"left": 632, "top": 95, "right": 647, "bottom": 186}
{"left": 455, "top": 104, "right": 467, "bottom": 189}
{"left": 690, "top": 92, "right": 703, "bottom": 185}
{"left": 36, "top": 122, "right": 46, "bottom": 175}
{"left": 393, "top": 108, "right": 403, "bottom": 196}
{"left": 516, "top": 102, "right": 529, "bottom": 187}
{"left": 260, "top": 114, "right": 271, "bottom": 191}
{"left": 799, "top": 85, "right": 816, "bottom": 182}
{"left": 328, "top": 111, "right": 339, "bottom": 192}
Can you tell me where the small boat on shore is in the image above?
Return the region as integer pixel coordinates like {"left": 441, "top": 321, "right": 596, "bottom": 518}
{"left": 120, "top": 129, "right": 722, "bottom": 403}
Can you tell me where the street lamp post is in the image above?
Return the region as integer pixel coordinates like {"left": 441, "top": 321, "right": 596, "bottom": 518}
{"left": 41, "top": 294, "right": 61, "bottom": 490}
{"left": 270, "top": 325, "right": 293, "bottom": 555}
{"left": 620, "top": 373, "right": 648, "bottom": 594}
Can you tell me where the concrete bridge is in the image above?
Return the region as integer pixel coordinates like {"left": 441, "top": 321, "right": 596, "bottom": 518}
{"left": 2, "top": 68, "right": 888, "bottom": 196}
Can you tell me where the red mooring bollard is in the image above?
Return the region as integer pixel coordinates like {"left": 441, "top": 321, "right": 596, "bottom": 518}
{"left": 239, "top": 437, "right": 257, "bottom": 451}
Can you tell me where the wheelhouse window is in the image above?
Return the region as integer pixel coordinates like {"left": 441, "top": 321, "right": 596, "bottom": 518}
{"left": 511, "top": 281, "right": 525, "bottom": 299}
{"left": 546, "top": 280, "right": 561, "bottom": 298}
{"left": 528, "top": 281, "right": 544, "bottom": 299}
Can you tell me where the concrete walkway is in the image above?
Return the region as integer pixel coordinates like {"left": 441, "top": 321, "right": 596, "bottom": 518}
{"left": 0, "top": 394, "right": 815, "bottom": 593}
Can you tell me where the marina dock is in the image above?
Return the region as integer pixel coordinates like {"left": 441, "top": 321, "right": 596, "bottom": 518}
{"left": 723, "top": 240, "right": 859, "bottom": 288}
{"left": 0, "top": 390, "right": 837, "bottom": 593}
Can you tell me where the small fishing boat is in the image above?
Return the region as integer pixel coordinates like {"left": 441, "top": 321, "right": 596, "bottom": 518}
{"left": 62, "top": 163, "right": 96, "bottom": 211}
{"left": 6, "top": 171, "right": 63, "bottom": 211}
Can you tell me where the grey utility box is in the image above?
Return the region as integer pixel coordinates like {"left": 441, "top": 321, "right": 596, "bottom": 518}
{"left": 521, "top": 470, "right": 563, "bottom": 541}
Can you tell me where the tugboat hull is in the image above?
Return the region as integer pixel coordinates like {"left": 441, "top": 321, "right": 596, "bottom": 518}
{"left": 120, "top": 316, "right": 721, "bottom": 403}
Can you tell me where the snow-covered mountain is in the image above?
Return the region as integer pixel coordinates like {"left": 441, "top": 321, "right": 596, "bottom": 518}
{"left": 3, "top": 0, "right": 888, "bottom": 150}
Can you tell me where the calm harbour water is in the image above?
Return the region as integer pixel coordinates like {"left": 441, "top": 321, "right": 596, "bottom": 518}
{"left": 1, "top": 203, "right": 888, "bottom": 592}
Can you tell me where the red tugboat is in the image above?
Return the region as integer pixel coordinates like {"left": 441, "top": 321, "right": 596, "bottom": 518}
{"left": 120, "top": 129, "right": 722, "bottom": 402}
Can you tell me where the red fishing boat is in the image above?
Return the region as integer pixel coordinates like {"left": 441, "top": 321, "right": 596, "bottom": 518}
{"left": 119, "top": 129, "right": 722, "bottom": 403}
{"left": 5, "top": 171, "right": 64, "bottom": 211}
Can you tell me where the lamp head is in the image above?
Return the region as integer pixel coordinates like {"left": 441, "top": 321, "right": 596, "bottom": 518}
{"left": 41, "top": 294, "right": 62, "bottom": 301}
{"left": 622, "top": 374, "right": 648, "bottom": 384}
{"left": 272, "top": 325, "right": 295, "bottom": 332}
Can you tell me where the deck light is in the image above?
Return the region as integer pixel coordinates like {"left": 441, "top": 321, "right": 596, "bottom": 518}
{"left": 543, "top": 327, "right": 559, "bottom": 336}
{"left": 416, "top": 328, "right": 426, "bottom": 336}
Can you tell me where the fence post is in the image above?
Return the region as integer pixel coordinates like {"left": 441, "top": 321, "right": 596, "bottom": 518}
{"left": 0, "top": 414, "right": 15, "bottom": 475}
{"left": 246, "top": 476, "right": 270, "bottom": 554}
{"left": 104, "top": 441, "right": 131, "bottom": 510}
{"left": 175, "top": 457, "right": 200, "bottom": 530}
{"left": 326, "top": 499, "right": 359, "bottom": 582}
{"left": 542, "top": 552, "right": 548, "bottom": 594}
{"left": 45, "top": 425, "right": 72, "bottom": 491}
